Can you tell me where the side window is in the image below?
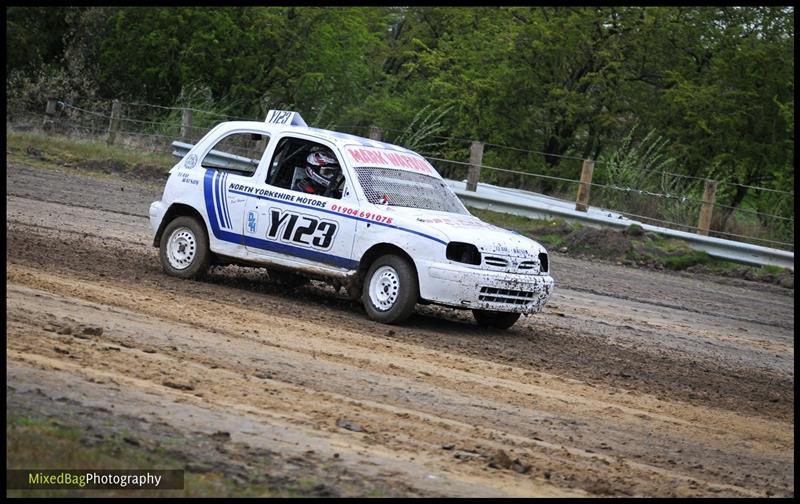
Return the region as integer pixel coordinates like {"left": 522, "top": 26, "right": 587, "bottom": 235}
{"left": 201, "top": 132, "right": 269, "bottom": 177}
{"left": 266, "top": 137, "right": 346, "bottom": 200}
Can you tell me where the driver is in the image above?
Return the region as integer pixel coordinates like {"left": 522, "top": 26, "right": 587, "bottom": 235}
{"left": 293, "top": 149, "right": 342, "bottom": 197}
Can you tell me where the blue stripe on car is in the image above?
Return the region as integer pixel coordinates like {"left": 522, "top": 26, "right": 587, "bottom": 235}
{"left": 218, "top": 172, "right": 229, "bottom": 229}
{"left": 223, "top": 173, "right": 232, "bottom": 228}
{"left": 217, "top": 171, "right": 229, "bottom": 229}
{"left": 204, "top": 169, "right": 220, "bottom": 229}
{"left": 212, "top": 171, "right": 225, "bottom": 229}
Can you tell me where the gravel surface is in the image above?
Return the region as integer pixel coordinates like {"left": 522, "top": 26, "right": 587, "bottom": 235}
{"left": 6, "top": 162, "right": 794, "bottom": 497}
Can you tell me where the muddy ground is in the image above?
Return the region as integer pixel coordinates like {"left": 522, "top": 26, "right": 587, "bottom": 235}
{"left": 5, "top": 161, "right": 794, "bottom": 497}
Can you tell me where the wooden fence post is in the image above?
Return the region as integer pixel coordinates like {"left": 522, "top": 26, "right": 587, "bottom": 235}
{"left": 575, "top": 159, "right": 595, "bottom": 212}
{"left": 696, "top": 179, "right": 718, "bottom": 236}
{"left": 466, "top": 141, "right": 484, "bottom": 192}
{"left": 106, "top": 99, "right": 121, "bottom": 145}
{"left": 368, "top": 126, "right": 382, "bottom": 141}
{"left": 181, "top": 108, "right": 193, "bottom": 141}
{"left": 42, "top": 97, "right": 57, "bottom": 131}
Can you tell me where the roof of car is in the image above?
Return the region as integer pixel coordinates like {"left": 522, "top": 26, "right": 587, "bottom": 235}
{"left": 219, "top": 113, "right": 419, "bottom": 155}
{"left": 221, "top": 111, "right": 439, "bottom": 177}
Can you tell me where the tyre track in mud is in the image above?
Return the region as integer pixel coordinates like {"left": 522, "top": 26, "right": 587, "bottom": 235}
{"left": 5, "top": 257, "right": 792, "bottom": 497}
{"left": 562, "top": 285, "right": 791, "bottom": 330}
{"left": 5, "top": 162, "right": 794, "bottom": 497}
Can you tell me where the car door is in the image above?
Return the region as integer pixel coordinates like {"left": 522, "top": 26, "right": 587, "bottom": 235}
{"left": 240, "top": 134, "right": 358, "bottom": 271}
{"left": 199, "top": 129, "right": 271, "bottom": 253}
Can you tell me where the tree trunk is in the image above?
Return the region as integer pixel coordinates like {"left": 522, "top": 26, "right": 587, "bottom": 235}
{"left": 718, "top": 184, "right": 748, "bottom": 232}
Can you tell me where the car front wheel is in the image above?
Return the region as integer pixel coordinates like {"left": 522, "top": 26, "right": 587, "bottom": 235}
{"left": 362, "top": 254, "right": 418, "bottom": 324}
{"left": 472, "top": 309, "right": 521, "bottom": 330}
{"left": 159, "top": 216, "right": 211, "bottom": 279}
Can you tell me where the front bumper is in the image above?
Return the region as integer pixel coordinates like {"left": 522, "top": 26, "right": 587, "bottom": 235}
{"left": 419, "top": 260, "right": 554, "bottom": 314}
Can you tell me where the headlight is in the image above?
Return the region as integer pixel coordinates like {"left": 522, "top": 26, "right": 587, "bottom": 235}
{"left": 446, "top": 242, "right": 481, "bottom": 265}
{"left": 538, "top": 252, "right": 549, "bottom": 273}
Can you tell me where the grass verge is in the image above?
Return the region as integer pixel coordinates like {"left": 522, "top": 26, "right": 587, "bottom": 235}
{"left": 6, "top": 130, "right": 173, "bottom": 182}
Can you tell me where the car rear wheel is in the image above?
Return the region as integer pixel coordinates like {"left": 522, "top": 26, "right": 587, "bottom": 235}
{"left": 472, "top": 309, "right": 521, "bottom": 330}
{"left": 362, "top": 254, "right": 418, "bottom": 324}
{"left": 159, "top": 216, "right": 211, "bottom": 279}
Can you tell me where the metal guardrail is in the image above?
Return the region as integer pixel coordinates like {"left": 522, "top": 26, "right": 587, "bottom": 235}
{"left": 171, "top": 141, "right": 258, "bottom": 171}
{"left": 172, "top": 141, "right": 193, "bottom": 157}
{"left": 171, "top": 141, "right": 794, "bottom": 270}
{"left": 450, "top": 183, "right": 794, "bottom": 270}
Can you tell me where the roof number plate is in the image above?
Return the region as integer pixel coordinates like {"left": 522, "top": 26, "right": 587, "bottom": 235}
{"left": 265, "top": 110, "right": 307, "bottom": 127}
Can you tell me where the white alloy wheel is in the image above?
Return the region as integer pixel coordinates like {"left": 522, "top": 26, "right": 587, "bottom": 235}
{"left": 166, "top": 226, "right": 197, "bottom": 270}
{"left": 159, "top": 216, "right": 211, "bottom": 279}
{"left": 368, "top": 265, "right": 400, "bottom": 311}
{"left": 361, "top": 254, "right": 418, "bottom": 324}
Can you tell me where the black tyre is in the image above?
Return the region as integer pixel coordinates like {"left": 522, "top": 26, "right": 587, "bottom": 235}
{"left": 472, "top": 309, "right": 521, "bottom": 330}
{"left": 362, "top": 254, "right": 418, "bottom": 324}
{"left": 159, "top": 216, "right": 211, "bottom": 279}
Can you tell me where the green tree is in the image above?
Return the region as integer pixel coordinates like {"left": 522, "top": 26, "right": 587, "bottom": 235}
{"left": 6, "top": 7, "right": 70, "bottom": 74}
{"left": 5, "top": 6, "right": 793, "bottom": 242}
{"left": 656, "top": 7, "right": 794, "bottom": 229}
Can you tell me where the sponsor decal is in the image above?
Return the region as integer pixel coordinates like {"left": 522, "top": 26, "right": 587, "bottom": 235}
{"left": 177, "top": 170, "right": 198, "bottom": 185}
{"left": 230, "top": 184, "right": 327, "bottom": 209}
{"left": 330, "top": 204, "right": 393, "bottom": 225}
{"left": 247, "top": 210, "right": 257, "bottom": 233}
{"left": 417, "top": 217, "right": 494, "bottom": 229}
{"left": 490, "top": 244, "right": 531, "bottom": 256}
{"left": 264, "top": 208, "right": 338, "bottom": 251}
{"left": 346, "top": 147, "right": 436, "bottom": 176}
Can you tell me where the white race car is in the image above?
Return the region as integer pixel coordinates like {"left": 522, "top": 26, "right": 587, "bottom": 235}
{"left": 150, "top": 110, "right": 554, "bottom": 328}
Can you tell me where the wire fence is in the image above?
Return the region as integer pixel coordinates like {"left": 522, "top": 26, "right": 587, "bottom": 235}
{"left": 426, "top": 135, "right": 795, "bottom": 196}
{"left": 422, "top": 155, "right": 793, "bottom": 244}
{"left": 12, "top": 98, "right": 794, "bottom": 252}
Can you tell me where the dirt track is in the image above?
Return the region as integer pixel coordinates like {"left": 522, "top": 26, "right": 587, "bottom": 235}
{"left": 6, "top": 162, "right": 794, "bottom": 497}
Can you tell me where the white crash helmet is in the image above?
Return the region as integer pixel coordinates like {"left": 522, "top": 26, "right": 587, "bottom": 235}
{"left": 305, "top": 150, "right": 340, "bottom": 188}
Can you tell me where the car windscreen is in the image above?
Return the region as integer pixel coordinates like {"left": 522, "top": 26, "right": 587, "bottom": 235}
{"left": 355, "top": 167, "right": 469, "bottom": 215}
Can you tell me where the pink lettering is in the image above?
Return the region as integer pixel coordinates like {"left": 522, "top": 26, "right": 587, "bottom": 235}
{"left": 349, "top": 149, "right": 366, "bottom": 163}
{"left": 365, "top": 150, "right": 380, "bottom": 164}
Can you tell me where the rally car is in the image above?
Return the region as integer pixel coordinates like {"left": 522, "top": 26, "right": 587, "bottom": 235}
{"left": 149, "top": 110, "right": 554, "bottom": 329}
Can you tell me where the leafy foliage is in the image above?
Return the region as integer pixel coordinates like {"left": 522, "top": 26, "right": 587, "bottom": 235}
{"left": 390, "top": 103, "right": 452, "bottom": 154}
{"left": 594, "top": 124, "right": 699, "bottom": 228}
{"left": 5, "top": 6, "right": 794, "bottom": 245}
